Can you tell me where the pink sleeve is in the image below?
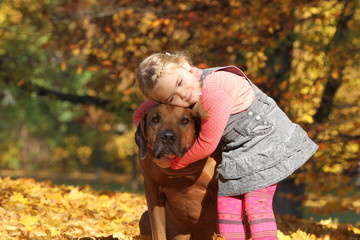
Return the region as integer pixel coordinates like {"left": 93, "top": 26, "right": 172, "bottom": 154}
{"left": 133, "top": 100, "right": 158, "bottom": 127}
{"left": 172, "top": 89, "right": 232, "bottom": 168}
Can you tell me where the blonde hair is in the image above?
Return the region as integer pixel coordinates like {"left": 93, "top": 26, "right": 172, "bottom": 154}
{"left": 136, "top": 51, "right": 208, "bottom": 118}
{"left": 137, "top": 51, "right": 191, "bottom": 99}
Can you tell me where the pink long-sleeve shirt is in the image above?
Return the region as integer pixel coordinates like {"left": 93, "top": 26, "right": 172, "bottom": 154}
{"left": 133, "top": 67, "right": 255, "bottom": 168}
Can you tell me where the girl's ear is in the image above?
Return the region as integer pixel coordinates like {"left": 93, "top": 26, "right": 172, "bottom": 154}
{"left": 180, "top": 59, "right": 191, "bottom": 71}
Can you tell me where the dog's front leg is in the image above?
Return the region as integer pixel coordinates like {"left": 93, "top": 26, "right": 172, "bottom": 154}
{"left": 144, "top": 180, "right": 167, "bottom": 240}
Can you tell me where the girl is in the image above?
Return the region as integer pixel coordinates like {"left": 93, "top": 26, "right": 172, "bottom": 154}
{"left": 133, "top": 52, "right": 318, "bottom": 240}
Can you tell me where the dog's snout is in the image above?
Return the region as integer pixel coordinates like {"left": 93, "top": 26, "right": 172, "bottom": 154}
{"left": 160, "top": 130, "right": 176, "bottom": 144}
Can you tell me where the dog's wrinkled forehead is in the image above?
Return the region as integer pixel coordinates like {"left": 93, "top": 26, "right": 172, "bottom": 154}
{"left": 146, "top": 104, "right": 193, "bottom": 126}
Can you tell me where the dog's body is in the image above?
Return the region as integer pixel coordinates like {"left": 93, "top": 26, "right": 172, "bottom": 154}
{"left": 135, "top": 104, "right": 220, "bottom": 240}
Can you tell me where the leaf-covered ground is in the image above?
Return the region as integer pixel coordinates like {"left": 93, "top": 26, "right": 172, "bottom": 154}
{"left": 0, "top": 177, "right": 359, "bottom": 240}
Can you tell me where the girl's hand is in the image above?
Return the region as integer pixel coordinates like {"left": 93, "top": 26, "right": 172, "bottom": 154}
{"left": 153, "top": 157, "right": 172, "bottom": 168}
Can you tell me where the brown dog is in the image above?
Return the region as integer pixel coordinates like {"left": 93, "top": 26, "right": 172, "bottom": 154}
{"left": 135, "top": 104, "right": 221, "bottom": 240}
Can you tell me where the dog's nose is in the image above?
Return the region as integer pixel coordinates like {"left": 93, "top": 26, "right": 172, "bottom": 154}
{"left": 160, "top": 130, "right": 176, "bottom": 144}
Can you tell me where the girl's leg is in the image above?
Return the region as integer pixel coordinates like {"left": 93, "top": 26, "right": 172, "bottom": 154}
{"left": 244, "top": 184, "right": 278, "bottom": 240}
{"left": 218, "top": 195, "right": 249, "bottom": 240}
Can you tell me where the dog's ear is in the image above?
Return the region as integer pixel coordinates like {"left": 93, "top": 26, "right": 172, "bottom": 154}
{"left": 191, "top": 110, "right": 202, "bottom": 137}
{"left": 135, "top": 114, "right": 148, "bottom": 160}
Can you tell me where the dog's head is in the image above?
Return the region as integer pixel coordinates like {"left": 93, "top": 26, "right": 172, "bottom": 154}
{"left": 135, "top": 104, "right": 200, "bottom": 160}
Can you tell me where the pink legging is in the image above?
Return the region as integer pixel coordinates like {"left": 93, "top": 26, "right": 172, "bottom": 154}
{"left": 218, "top": 184, "right": 278, "bottom": 240}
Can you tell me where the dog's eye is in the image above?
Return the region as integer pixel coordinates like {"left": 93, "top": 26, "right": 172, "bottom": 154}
{"left": 181, "top": 117, "right": 191, "bottom": 125}
{"left": 151, "top": 116, "right": 160, "bottom": 124}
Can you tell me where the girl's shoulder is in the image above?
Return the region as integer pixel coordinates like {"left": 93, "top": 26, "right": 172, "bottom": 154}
{"left": 203, "top": 70, "right": 247, "bottom": 91}
{"left": 201, "top": 69, "right": 255, "bottom": 113}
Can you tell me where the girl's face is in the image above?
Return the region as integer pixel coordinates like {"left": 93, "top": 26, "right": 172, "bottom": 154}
{"left": 152, "top": 60, "right": 200, "bottom": 108}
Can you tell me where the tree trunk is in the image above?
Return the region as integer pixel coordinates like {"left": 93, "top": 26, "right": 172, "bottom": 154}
{"left": 313, "top": 0, "right": 355, "bottom": 124}
{"left": 273, "top": 0, "right": 356, "bottom": 217}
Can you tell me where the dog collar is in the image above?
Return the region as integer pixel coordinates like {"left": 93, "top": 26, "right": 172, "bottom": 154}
{"left": 147, "top": 143, "right": 154, "bottom": 150}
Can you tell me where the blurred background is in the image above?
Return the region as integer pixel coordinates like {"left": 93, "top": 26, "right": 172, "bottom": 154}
{"left": 0, "top": 0, "right": 359, "bottom": 226}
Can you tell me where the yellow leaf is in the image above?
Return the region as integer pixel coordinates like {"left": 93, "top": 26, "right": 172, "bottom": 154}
{"left": 22, "top": 215, "right": 40, "bottom": 230}
{"left": 99, "top": 194, "right": 109, "bottom": 201}
{"left": 353, "top": 227, "right": 360, "bottom": 234}
{"left": 114, "top": 32, "right": 126, "bottom": 43}
{"left": 101, "top": 60, "right": 113, "bottom": 67}
{"left": 86, "top": 65, "right": 101, "bottom": 71}
{"left": 302, "top": 114, "right": 314, "bottom": 124}
{"left": 323, "top": 164, "right": 343, "bottom": 174}
{"left": 331, "top": 70, "right": 339, "bottom": 79}
{"left": 60, "top": 62, "right": 67, "bottom": 72}
{"left": 72, "top": 48, "right": 81, "bottom": 56}
{"left": 277, "top": 230, "right": 292, "bottom": 240}
{"left": 346, "top": 142, "right": 359, "bottom": 153}
{"left": 300, "top": 86, "right": 310, "bottom": 94}
{"left": 48, "top": 226, "right": 61, "bottom": 236}
{"left": 10, "top": 192, "right": 28, "bottom": 204}
{"left": 76, "top": 65, "right": 83, "bottom": 74}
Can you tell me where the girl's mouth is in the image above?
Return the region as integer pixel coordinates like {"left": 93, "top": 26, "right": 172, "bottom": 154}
{"left": 186, "top": 92, "right": 192, "bottom": 102}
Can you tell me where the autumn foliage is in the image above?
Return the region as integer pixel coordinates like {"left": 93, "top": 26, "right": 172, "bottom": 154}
{"left": 0, "top": 177, "right": 147, "bottom": 240}
{"left": 0, "top": 0, "right": 359, "bottom": 237}
{"left": 0, "top": 177, "right": 359, "bottom": 240}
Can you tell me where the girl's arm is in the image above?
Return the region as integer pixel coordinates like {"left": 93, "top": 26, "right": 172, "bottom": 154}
{"left": 133, "top": 100, "right": 158, "bottom": 127}
{"left": 171, "top": 89, "right": 233, "bottom": 169}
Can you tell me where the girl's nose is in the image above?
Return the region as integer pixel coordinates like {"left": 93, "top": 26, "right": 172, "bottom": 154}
{"left": 180, "top": 92, "right": 188, "bottom": 100}
{"left": 177, "top": 88, "right": 187, "bottom": 100}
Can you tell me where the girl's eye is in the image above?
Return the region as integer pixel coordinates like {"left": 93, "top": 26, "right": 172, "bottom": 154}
{"left": 177, "top": 79, "right": 183, "bottom": 86}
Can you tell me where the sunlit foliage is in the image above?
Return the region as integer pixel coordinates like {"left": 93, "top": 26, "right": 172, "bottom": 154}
{"left": 0, "top": 0, "right": 359, "bottom": 224}
{"left": 0, "top": 177, "right": 359, "bottom": 239}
